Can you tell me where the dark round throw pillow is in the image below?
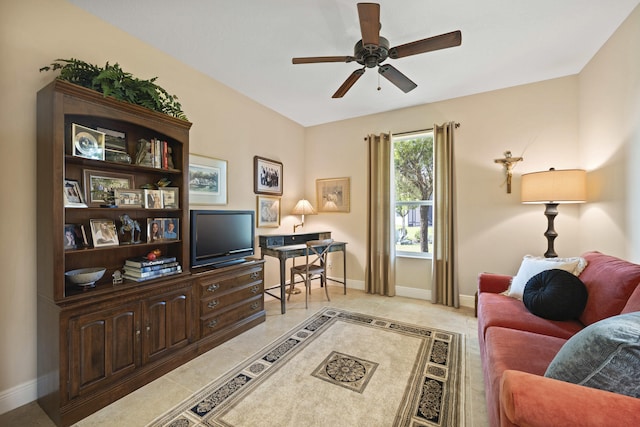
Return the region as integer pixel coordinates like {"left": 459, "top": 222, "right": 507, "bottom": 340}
{"left": 523, "top": 269, "right": 588, "bottom": 320}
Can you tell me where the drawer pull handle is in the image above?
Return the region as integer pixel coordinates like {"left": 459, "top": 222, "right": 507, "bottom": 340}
{"left": 250, "top": 302, "right": 259, "bottom": 310}
{"left": 207, "top": 284, "right": 220, "bottom": 293}
{"left": 207, "top": 319, "right": 218, "bottom": 328}
{"left": 250, "top": 272, "right": 259, "bottom": 280}
{"left": 207, "top": 300, "right": 219, "bottom": 309}
{"left": 250, "top": 285, "right": 259, "bottom": 294}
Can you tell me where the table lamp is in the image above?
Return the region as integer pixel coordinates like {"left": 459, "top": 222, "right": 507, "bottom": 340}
{"left": 521, "top": 168, "right": 586, "bottom": 258}
{"left": 291, "top": 199, "right": 316, "bottom": 232}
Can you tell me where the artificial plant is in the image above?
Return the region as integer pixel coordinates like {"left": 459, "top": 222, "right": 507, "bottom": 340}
{"left": 40, "top": 58, "right": 188, "bottom": 120}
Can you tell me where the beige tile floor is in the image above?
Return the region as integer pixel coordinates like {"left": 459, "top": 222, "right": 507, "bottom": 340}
{"left": 0, "top": 287, "right": 488, "bottom": 426}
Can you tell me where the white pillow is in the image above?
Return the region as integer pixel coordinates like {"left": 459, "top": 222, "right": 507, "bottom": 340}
{"left": 507, "top": 255, "right": 588, "bottom": 300}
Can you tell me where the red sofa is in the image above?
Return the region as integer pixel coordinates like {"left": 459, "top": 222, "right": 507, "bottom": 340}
{"left": 477, "top": 251, "right": 640, "bottom": 427}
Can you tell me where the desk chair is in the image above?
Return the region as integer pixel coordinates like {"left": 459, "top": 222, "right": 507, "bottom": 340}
{"left": 289, "top": 239, "right": 334, "bottom": 308}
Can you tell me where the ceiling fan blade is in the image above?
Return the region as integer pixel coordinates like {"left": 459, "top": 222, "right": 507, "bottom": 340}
{"left": 292, "top": 56, "right": 355, "bottom": 64}
{"left": 357, "top": 3, "right": 380, "bottom": 47}
{"left": 389, "top": 30, "right": 462, "bottom": 59}
{"left": 378, "top": 64, "right": 417, "bottom": 93}
{"left": 332, "top": 68, "right": 366, "bottom": 98}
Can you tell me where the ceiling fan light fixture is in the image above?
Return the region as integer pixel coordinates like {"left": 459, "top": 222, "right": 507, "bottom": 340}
{"left": 291, "top": 3, "right": 461, "bottom": 98}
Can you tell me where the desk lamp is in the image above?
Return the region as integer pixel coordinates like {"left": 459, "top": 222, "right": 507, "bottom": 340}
{"left": 291, "top": 199, "right": 316, "bottom": 232}
{"left": 521, "top": 168, "right": 586, "bottom": 258}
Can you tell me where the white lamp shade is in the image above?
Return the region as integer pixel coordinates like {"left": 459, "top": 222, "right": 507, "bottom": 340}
{"left": 521, "top": 169, "right": 586, "bottom": 204}
{"left": 291, "top": 199, "right": 317, "bottom": 215}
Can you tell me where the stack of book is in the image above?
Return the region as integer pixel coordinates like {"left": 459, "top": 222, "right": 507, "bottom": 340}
{"left": 123, "top": 255, "right": 181, "bottom": 282}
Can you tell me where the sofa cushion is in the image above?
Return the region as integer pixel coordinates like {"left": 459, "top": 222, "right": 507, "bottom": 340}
{"left": 477, "top": 292, "right": 584, "bottom": 342}
{"left": 523, "top": 269, "right": 588, "bottom": 320}
{"left": 579, "top": 252, "right": 640, "bottom": 325}
{"left": 507, "top": 255, "right": 587, "bottom": 300}
{"left": 545, "top": 311, "right": 640, "bottom": 398}
{"left": 483, "top": 327, "right": 566, "bottom": 427}
{"left": 622, "top": 284, "right": 640, "bottom": 314}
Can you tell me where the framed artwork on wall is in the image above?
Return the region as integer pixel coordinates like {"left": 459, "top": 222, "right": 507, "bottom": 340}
{"left": 256, "top": 195, "right": 281, "bottom": 228}
{"left": 316, "top": 177, "right": 350, "bottom": 213}
{"left": 189, "top": 154, "right": 227, "bottom": 205}
{"left": 254, "top": 156, "right": 283, "bottom": 195}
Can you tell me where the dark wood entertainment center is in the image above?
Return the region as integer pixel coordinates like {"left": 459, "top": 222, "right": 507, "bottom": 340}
{"left": 36, "top": 80, "right": 265, "bottom": 426}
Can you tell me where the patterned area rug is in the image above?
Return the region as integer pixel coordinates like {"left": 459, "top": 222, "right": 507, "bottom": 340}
{"left": 150, "top": 307, "right": 464, "bottom": 427}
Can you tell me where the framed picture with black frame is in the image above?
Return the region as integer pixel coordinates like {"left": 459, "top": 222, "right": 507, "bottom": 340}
{"left": 254, "top": 156, "right": 283, "bottom": 195}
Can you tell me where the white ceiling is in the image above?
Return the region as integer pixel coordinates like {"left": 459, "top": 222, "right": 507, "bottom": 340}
{"left": 68, "top": 0, "right": 639, "bottom": 127}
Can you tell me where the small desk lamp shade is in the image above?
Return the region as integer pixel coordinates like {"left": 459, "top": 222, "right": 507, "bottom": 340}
{"left": 521, "top": 168, "right": 586, "bottom": 258}
{"left": 291, "top": 199, "right": 316, "bottom": 232}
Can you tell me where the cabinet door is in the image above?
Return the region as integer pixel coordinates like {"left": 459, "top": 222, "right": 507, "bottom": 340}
{"left": 68, "top": 302, "right": 140, "bottom": 399}
{"left": 142, "top": 286, "right": 192, "bottom": 364}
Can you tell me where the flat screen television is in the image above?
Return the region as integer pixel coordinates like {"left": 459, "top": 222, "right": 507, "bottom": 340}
{"left": 190, "top": 209, "right": 255, "bottom": 269}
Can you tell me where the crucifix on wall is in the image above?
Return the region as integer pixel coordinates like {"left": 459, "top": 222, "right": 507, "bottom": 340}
{"left": 494, "top": 151, "right": 523, "bottom": 193}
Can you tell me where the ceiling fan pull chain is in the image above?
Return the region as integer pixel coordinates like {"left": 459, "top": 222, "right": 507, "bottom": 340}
{"left": 377, "top": 72, "right": 381, "bottom": 91}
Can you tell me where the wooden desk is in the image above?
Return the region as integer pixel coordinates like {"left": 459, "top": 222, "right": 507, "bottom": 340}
{"left": 258, "top": 232, "right": 347, "bottom": 314}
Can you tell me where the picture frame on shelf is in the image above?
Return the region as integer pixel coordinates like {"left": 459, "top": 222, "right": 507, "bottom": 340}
{"left": 161, "top": 187, "right": 179, "bottom": 209}
{"left": 63, "top": 179, "right": 87, "bottom": 208}
{"left": 256, "top": 195, "right": 281, "bottom": 228}
{"left": 146, "top": 218, "right": 179, "bottom": 242}
{"left": 189, "top": 154, "right": 227, "bottom": 205}
{"left": 162, "top": 218, "right": 179, "bottom": 240}
{"left": 89, "top": 219, "right": 119, "bottom": 247}
{"left": 114, "top": 189, "right": 144, "bottom": 207}
{"left": 144, "top": 189, "right": 163, "bottom": 209}
{"left": 316, "top": 177, "right": 351, "bottom": 213}
{"left": 64, "top": 223, "right": 88, "bottom": 250}
{"left": 71, "top": 123, "right": 105, "bottom": 161}
{"left": 254, "top": 156, "right": 283, "bottom": 195}
{"left": 83, "top": 169, "right": 134, "bottom": 207}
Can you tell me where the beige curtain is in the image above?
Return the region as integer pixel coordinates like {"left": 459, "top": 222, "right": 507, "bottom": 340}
{"left": 365, "top": 133, "right": 396, "bottom": 296}
{"left": 431, "top": 122, "right": 459, "bottom": 307}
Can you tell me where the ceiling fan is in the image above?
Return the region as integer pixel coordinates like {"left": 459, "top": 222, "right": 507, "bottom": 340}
{"left": 292, "top": 2, "right": 462, "bottom": 98}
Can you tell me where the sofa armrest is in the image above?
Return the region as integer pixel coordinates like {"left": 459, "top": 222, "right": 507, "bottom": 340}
{"left": 500, "top": 370, "right": 640, "bottom": 427}
{"left": 478, "top": 272, "right": 512, "bottom": 294}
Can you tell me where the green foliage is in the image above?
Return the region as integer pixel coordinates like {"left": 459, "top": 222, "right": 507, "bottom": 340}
{"left": 394, "top": 135, "right": 434, "bottom": 202}
{"left": 40, "top": 58, "right": 188, "bottom": 120}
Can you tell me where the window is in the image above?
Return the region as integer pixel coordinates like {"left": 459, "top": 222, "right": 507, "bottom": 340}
{"left": 393, "top": 130, "right": 434, "bottom": 257}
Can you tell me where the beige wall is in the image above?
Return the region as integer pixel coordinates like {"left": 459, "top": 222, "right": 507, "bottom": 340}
{"left": 578, "top": 5, "right": 640, "bottom": 260}
{"left": 305, "top": 76, "right": 582, "bottom": 298}
{"left": 1, "top": 0, "right": 638, "bottom": 416}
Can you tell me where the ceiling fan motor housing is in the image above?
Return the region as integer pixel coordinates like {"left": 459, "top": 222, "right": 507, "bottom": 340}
{"left": 354, "top": 36, "right": 390, "bottom": 67}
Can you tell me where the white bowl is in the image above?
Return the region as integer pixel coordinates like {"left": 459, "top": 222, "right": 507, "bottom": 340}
{"left": 65, "top": 267, "right": 106, "bottom": 287}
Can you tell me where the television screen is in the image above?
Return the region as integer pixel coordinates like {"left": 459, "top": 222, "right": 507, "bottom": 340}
{"left": 190, "top": 210, "right": 255, "bottom": 268}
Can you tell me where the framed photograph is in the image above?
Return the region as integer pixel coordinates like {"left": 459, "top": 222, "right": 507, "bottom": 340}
{"left": 256, "top": 195, "right": 281, "bottom": 228}
{"left": 144, "top": 189, "right": 163, "bottom": 209}
{"left": 63, "top": 179, "right": 87, "bottom": 208}
{"left": 161, "top": 187, "right": 179, "bottom": 209}
{"left": 254, "top": 156, "right": 283, "bottom": 195}
{"left": 189, "top": 154, "right": 227, "bottom": 205}
{"left": 64, "top": 224, "right": 88, "bottom": 250}
{"left": 146, "top": 218, "right": 179, "bottom": 242}
{"left": 162, "top": 218, "right": 179, "bottom": 240}
{"left": 89, "top": 219, "right": 119, "bottom": 247}
{"left": 83, "top": 169, "right": 134, "bottom": 207}
{"left": 71, "top": 123, "right": 105, "bottom": 161}
{"left": 316, "top": 177, "right": 351, "bottom": 213}
{"left": 114, "top": 189, "right": 144, "bottom": 207}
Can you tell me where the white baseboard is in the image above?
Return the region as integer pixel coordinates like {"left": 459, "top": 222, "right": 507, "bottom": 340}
{"left": 265, "top": 277, "right": 474, "bottom": 309}
{"left": 0, "top": 379, "right": 37, "bottom": 415}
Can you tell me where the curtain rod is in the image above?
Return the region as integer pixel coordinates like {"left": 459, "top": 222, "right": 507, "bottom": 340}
{"left": 392, "top": 122, "right": 460, "bottom": 137}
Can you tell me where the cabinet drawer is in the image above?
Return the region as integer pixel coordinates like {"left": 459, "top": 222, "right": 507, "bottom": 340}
{"left": 200, "top": 282, "right": 263, "bottom": 315}
{"left": 200, "top": 296, "right": 263, "bottom": 338}
{"left": 197, "top": 268, "right": 263, "bottom": 295}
